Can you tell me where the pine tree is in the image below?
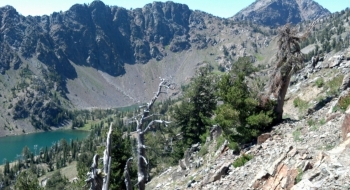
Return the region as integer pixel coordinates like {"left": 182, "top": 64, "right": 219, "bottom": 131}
{"left": 173, "top": 66, "right": 217, "bottom": 149}
{"left": 45, "top": 170, "right": 69, "bottom": 190}
{"left": 4, "top": 161, "right": 10, "bottom": 175}
{"left": 14, "top": 170, "right": 42, "bottom": 190}
{"left": 109, "top": 128, "right": 134, "bottom": 190}
{"left": 215, "top": 57, "right": 275, "bottom": 152}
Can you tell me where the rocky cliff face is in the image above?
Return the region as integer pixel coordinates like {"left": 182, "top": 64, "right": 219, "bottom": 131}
{"left": 232, "top": 0, "right": 330, "bottom": 27}
{"left": 0, "top": 1, "right": 193, "bottom": 78}
{"left": 0, "top": 1, "right": 274, "bottom": 109}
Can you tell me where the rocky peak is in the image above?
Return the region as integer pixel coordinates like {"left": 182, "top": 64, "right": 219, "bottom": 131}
{"left": 232, "top": 0, "right": 330, "bottom": 27}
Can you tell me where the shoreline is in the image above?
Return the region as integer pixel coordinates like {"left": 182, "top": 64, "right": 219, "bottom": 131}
{"left": 0, "top": 125, "right": 90, "bottom": 138}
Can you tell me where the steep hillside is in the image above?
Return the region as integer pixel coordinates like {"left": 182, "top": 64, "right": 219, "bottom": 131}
{"left": 147, "top": 31, "right": 350, "bottom": 190}
{"left": 232, "top": 0, "right": 330, "bottom": 27}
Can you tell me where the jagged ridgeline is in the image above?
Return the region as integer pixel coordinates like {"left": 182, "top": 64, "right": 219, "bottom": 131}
{"left": 0, "top": 1, "right": 193, "bottom": 76}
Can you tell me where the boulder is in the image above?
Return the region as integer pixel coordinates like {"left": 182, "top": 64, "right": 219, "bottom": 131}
{"left": 340, "top": 74, "right": 350, "bottom": 91}
{"left": 329, "top": 59, "right": 342, "bottom": 68}
{"left": 341, "top": 114, "right": 350, "bottom": 141}
{"left": 171, "top": 170, "right": 186, "bottom": 181}
{"left": 329, "top": 55, "right": 345, "bottom": 68}
{"left": 251, "top": 152, "right": 288, "bottom": 188}
{"left": 210, "top": 125, "right": 222, "bottom": 141}
{"left": 209, "top": 162, "right": 230, "bottom": 182}
{"left": 179, "top": 159, "right": 187, "bottom": 170}
{"left": 291, "top": 179, "right": 315, "bottom": 190}
{"left": 254, "top": 163, "right": 298, "bottom": 190}
{"left": 257, "top": 133, "right": 271, "bottom": 144}
{"left": 288, "top": 147, "right": 298, "bottom": 157}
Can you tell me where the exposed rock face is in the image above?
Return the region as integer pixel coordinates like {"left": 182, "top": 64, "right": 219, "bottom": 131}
{"left": 253, "top": 163, "right": 298, "bottom": 190}
{"left": 0, "top": 1, "right": 192, "bottom": 78}
{"left": 232, "top": 0, "right": 330, "bottom": 27}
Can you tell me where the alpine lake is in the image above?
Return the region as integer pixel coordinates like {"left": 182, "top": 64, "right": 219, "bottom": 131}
{"left": 0, "top": 130, "right": 89, "bottom": 162}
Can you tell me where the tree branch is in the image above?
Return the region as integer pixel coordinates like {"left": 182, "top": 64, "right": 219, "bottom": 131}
{"left": 142, "top": 120, "right": 172, "bottom": 134}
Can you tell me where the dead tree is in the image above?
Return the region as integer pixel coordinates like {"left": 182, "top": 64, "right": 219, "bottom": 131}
{"left": 102, "top": 123, "right": 112, "bottom": 190}
{"left": 267, "top": 23, "right": 313, "bottom": 122}
{"left": 85, "top": 123, "right": 113, "bottom": 190}
{"left": 124, "top": 158, "right": 133, "bottom": 190}
{"left": 125, "top": 78, "right": 172, "bottom": 190}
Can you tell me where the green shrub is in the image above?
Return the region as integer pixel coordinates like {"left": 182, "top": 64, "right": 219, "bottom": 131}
{"left": 198, "top": 144, "right": 208, "bottom": 156}
{"left": 215, "top": 136, "right": 226, "bottom": 150}
{"left": 337, "top": 94, "right": 350, "bottom": 112}
{"left": 293, "top": 127, "right": 302, "bottom": 142}
{"left": 325, "top": 75, "right": 344, "bottom": 96}
{"left": 295, "top": 168, "right": 303, "bottom": 184}
{"left": 199, "top": 130, "right": 210, "bottom": 144}
{"left": 227, "top": 141, "right": 240, "bottom": 154}
{"left": 233, "top": 154, "right": 253, "bottom": 168}
{"left": 307, "top": 119, "right": 316, "bottom": 126}
{"left": 310, "top": 125, "right": 318, "bottom": 131}
{"left": 315, "top": 78, "right": 324, "bottom": 88}
{"left": 319, "top": 118, "right": 326, "bottom": 125}
{"left": 293, "top": 97, "right": 309, "bottom": 112}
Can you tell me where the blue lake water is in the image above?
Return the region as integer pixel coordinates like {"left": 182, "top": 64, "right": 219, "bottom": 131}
{"left": 0, "top": 130, "right": 89, "bottom": 162}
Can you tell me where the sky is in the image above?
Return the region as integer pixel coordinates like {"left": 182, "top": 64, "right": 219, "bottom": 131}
{"left": 0, "top": 0, "right": 348, "bottom": 18}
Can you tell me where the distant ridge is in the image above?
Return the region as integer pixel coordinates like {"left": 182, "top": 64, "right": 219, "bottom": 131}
{"left": 232, "top": 0, "right": 330, "bottom": 27}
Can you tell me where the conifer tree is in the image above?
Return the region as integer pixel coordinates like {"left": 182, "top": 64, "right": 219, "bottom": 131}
{"left": 215, "top": 57, "right": 274, "bottom": 152}
{"left": 173, "top": 66, "right": 217, "bottom": 153}
{"left": 14, "top": 170, "right": 42, "bottom": 190}
{"left": 109, "top": 128, "right": 134, "bottom": 190}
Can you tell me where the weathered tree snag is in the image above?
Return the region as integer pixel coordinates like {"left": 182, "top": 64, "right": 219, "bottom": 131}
{"left": 267, "top": 23, "right": 313, "bottom": 122}
{"left": 85, "top": 123, "right": 113, "bottom": 190}
{"left": 102, "top": 123, "right": 113, "bottom": 190}
{"left": 126, "top": 78, "right": 172, "bottom": 190}
{"left": 124, "top": 157, "right": 133, "bottom": 190}
{"left": 85, "top": 154, "right": 103, "bottom": 190}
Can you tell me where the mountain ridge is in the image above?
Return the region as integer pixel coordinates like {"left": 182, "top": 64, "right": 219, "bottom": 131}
{"left": 232, "top": 0, "right": 330, "bottom": 26}
{"left": 0, "top": 0, "right": 277, "bottom": 135}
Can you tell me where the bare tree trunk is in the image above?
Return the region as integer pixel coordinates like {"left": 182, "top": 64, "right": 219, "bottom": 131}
{"left": 274, "top": 74, "right": 292, "bottom": 122}
{"left": 124, "top": 158, "right": 133, "bottom": 190}
{"left": 85, "top": 123, "right": 113, "bottom": 190}
{"left": 137, "top": 129, "right": 147, "bottom": 190}
{"left": 267, "top": 23, "right": 313, "bottom": 123}
{"left": 125, "top": 79, "right": 172, "bottom": 190}
{"left": 102, "top": 123, "right": 113, "bottom": 190}
{"left": 85, "top": 154, "right": 103, "bottom": 190}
